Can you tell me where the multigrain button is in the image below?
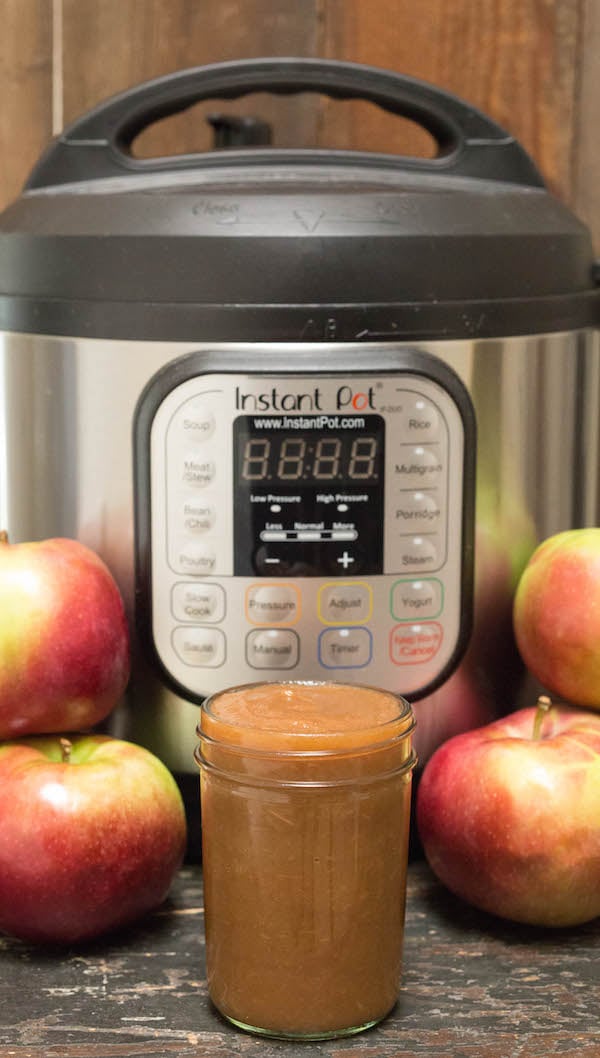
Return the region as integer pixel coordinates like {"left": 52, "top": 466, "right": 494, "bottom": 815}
{"left": 318, "top": 627, "right": 372, "bottom": 669}
{"left": 393, "top": 446, "right": 443, "bottom": 488}
{"left": 171, "top": 582, "right": 225, "bottom": 623}
{"left": 172, "top": 626, "right": 226, "bottom": 667}
{"left": 246, "top": 584, "right": 300, "bottom": 625}
{"left": 246, "top": 629, "right": 299, "bottom": 670}
{"left": 318, "top": 582, "right": 372, "bottom": 625}
{"left": 391, "top": 578, "right": 443, "bottom": 621}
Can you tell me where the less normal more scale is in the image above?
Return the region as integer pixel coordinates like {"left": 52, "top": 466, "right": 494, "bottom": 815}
{"left": 134, "top": 346, "right": 476, "bottom": 703}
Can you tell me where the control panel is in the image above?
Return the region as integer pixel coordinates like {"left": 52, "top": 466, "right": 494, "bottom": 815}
{"left": 135, "top": 349, "right": 475, "bottom": 702}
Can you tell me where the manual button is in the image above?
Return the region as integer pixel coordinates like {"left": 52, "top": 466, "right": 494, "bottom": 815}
{"left": 318, "top": 582, "right": 372, "bottom": 625}
{"left": 246, "top": 629, "right": 299, "bottom": 670}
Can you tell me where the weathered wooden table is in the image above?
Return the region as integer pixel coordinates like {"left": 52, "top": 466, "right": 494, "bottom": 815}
{"left": 0, "top": 859, "right": 598, "bottom": 1057}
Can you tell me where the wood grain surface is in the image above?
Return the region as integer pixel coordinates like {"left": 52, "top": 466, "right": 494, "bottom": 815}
{"left": 0, "top": 860, "right": 598, "bottom": 1058}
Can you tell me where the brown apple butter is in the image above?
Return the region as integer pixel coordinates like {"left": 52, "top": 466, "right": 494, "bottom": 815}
{"left": 195, "top": 680, "right": 416, "bottom": 1040}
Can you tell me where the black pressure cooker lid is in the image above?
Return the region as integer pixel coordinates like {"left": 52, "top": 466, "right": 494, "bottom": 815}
{"left": 0, "top": 58, "right": 597, "bottom": 341}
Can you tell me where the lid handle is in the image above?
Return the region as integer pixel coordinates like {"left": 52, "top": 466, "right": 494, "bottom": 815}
{"left": 25, "top": 57, "right": 544, "bottom": 189}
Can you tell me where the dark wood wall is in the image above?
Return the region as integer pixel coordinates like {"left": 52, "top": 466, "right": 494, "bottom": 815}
{"left": 1, "top": 0, "right": 599, "bottom": 248}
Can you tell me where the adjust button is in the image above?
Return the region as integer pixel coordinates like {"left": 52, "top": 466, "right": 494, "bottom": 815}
{"left": 172, "top": 626, "right": 226, "bottom": 667}
{"left": 318, "top": 582, "right": 372, "bottom": 625}
{"left": 318, "top": 627, "right": 372, "bottom": 669}
{"left": 246, "top": 629, "right": 299, "bottom": 670}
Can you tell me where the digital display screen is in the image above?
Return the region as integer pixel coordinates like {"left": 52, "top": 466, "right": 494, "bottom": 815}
{"left": 234, "top": 416, "right": 384, "bottom": 486}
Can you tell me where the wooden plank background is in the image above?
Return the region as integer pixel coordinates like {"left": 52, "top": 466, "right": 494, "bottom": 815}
{"left": 0, "top": 0, "right": 598, "bottom": 250}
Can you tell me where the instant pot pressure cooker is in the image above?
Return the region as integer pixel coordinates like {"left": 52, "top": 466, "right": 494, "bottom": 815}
{"left": 0, "top": 59, "right": 598, "bottom": 825}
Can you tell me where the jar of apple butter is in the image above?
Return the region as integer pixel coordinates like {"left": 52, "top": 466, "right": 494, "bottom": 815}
{"left": 195, "top": 680, "right": 417, "bottom": 1040}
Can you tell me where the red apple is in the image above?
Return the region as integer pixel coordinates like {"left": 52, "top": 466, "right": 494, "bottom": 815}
{"left": 0, "top": 734, "right": 187, "bottom": 944}
{"left": 0, "top": 534, "right": 130, "bottom": 738}
{"left": 513, "top": 528, "right": 600, "bottom": 710}
{"left": 416, "top": 700, "right": 600, "bottom": 926}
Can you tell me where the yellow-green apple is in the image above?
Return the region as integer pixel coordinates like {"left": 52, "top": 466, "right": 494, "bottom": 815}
{"left": 0, "top": 535, "right": 130, "bottom": 737}
{"left": 513, "top": 528, "right": 600, "bottom": 710}
{"left": 0, "top": 734, "right": 187, "bottom": 944}
{"left": 416, "top": 699, "right": 600, "bottom": 926}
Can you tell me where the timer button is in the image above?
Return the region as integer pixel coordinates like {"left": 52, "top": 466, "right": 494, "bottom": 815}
{"left": 246, "top": 629, "right": 299, "bottom": 669}
{"left": 172, "top": 626, "right": 226, "bottom": 667}
{"left": 246, "top": 584, "right": 300, "bottom": 625}
{"left": 318, "top": 627, "right": 372, "bottom": 669}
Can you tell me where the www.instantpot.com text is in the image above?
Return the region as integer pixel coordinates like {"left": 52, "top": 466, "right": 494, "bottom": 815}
{"left": 251, "top": 415, "right": 366, "bottom": 431}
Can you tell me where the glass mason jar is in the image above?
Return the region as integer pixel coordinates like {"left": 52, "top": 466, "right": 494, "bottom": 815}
{"left": 195, "top": 680, "right": 417, "bottom": 1041}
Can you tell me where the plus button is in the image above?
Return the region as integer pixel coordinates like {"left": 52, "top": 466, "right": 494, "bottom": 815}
{"left": 337, "top": 551, "right": 355, "bottom": 570}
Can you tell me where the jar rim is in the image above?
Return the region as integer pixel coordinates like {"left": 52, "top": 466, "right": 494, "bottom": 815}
{"left": 196, "top": 680, "right": 416, "bottom": 753}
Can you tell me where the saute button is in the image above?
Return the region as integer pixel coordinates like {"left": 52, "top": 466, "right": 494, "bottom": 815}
{"left": 318, "top": 627, "right": 372, "bottom": 669}
{"left": 318, "top": 582, "right": 372, "bottom": 625}
{"left": 171, "top": 582, "right": 225, "bottom": 623}
{"left": 172, "top": 627, "right": 226, "bottom": 667}
{"left": 391, "top": 578, "right": 443, "bottom": 620}
{"left": 246, "top": 584, "right": 300, "bottom": 625}
{"left": 246, "top": 629, "right": 299, "bottom": 669}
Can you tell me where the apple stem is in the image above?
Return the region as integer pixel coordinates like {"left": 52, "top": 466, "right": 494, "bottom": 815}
{"left": 60, "top": 738, "right": 72, "bottom": 764}
{"left": 532, "top": 695, "right": 552, "bottom": 740}
{"left": 0, "top": 530, "right": 8, "bottom": 545}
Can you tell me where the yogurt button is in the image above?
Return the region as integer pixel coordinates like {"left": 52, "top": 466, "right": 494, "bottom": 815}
{"left": 391, "top": 578, "right": 443, "bottom": 620}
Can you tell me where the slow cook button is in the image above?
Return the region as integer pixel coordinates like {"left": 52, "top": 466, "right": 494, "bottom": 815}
{"left": 393, "top": 445, "right": 443, "bottom": 488}
{"left": 246, "top": 584, "right": 300, "bottom": 625}
{"left": 172, "top": 626, "right": 226, "bottom": 667}
{"left": 318, "top": 582, "right": 372, "bottom": 625}
{"left": 391, "top": 577, "right": 443, "bottom": 620}
{"left": 399, "top": 395, "right": 441, "bottom": 441}
{"left": 171, "top": 582, "right": 225, "bottom": 623}
{"left": 181, "top": 454, "right": 216, "bottom": 488}
{"left": 246, "top": 629, "right": 299, "bottom": 670}
{"left": 318, "top": 627, "right": 372, "bottom": 669}
{"left": 172, "top": 541, "right": 217, "bottom": 575}
{"left": 390, "top": 622, "right": 443, "bottom": 666}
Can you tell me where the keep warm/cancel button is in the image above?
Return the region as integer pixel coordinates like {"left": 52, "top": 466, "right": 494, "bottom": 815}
{"left": 390, "top": 622, "right": 443, "bottom": 665}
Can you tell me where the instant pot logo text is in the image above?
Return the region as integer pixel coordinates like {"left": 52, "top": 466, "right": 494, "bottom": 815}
{"left": 235, "top": 385, "right": 375, "bottom": 412}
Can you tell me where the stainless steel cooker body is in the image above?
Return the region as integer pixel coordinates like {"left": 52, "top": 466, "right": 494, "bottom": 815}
{"left": 0, "top": 60, "right": 598, "bottom": 829}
